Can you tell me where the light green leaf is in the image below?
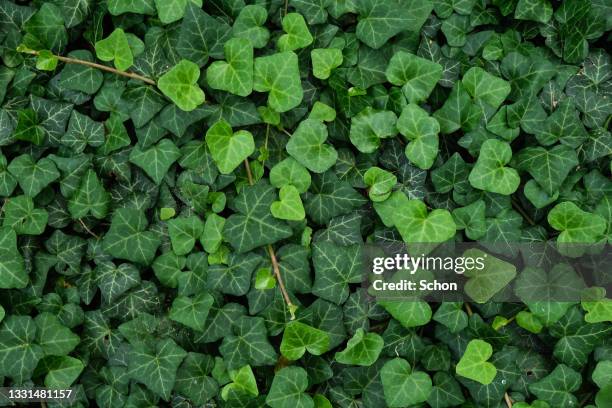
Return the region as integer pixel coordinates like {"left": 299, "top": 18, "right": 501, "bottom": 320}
{"left": 386, "top": 51, "right": 442, "bottom": 103}
{"left": 266, "top": 366, "right": 313, "bottom": 408}
{"left": 95, "top": 28, "right": 133, "bottom": 71}
{"left": 335, "top": 328, "right": 384, "bottom": 366}
{"left": 287, "top": 119, "right": 338, "bottom": 173}
{"left": 349, "top": 108, "right": 397, "bottom": 153}
{"left": 456, "top": 339, "right": 497, "bottom": 385}
{"left": 207, "top": 38, "right": 253, "bottom": 97}
{"left": 280, "top": 321, "right": 330, "bottom": 360}
{"left": 311, "top": 48, "right": 343, "bottom": 80}
{"left": 232, "top": 5, "right": 270, "bottom": 48}
{"left": 515, "top": 0, "right": 552, "bottom": 23}
{"left": 363, "top": 166, "right": 396, "bottom": 202}
{"left": 397, "top": 104, "right": 440, "bottom": 169}
{"left": 468, "top": 139, "right": 520, "bottom": 195}
{"left": 154, "top": 0, "right": 201, "bottom": 24}
{"left": 43, "top": 356, "right": 84, "bottom": 388}
{"left": 277, "top": 13, "right": 313, "bottom": 52}
{"left": 271, "top": 185, "right": 305, "bottom": 221}
{"left": 253, "top": 51, "right": 303, "bottom": 112}
{"left": 548, "top": 202, "right": 606, "bottom": 244}
{"left": 309, "top": 101, "right": 336, "bottom": 122}
{"left": 462, "top": 66, "right": 511, "bottom": 109}
{"left": 205, "top": 120, "right": 255, "bottom": 174}
{"left": 158, "top": 59, "right": 205, "bottom": 111}
{"left": 379, "top": 300, "right": 433, "bottom": 328}
{"left": 392, "top": 197, "right": 456, "bottom": 244}
{"left": 108, "top": 0, "right": 156, "bottom": 15}
{"left": 221, "top": 364, "right": 258, "bottom": 400}
{"left": 168, "top": 216, "right": 204, "bottom": 256}
{"left": 270, "top": 158, "right": 312, "bottom": 193}
{"left": 381, "top": 358, "right": 432, "bottom": 407}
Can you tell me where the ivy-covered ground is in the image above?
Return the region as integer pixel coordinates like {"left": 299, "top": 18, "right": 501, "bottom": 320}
{"left": 0, "top": 0, "right": 611, "bottom": 407}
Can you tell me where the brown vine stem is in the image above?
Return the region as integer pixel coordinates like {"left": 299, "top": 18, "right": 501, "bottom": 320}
{"left": 243, "top": 159, "right": 296, "bottom": 320}
{"left": 19, "top": 49, "right": 156, "bottom": 86}
{"left": 79, "top": 219, "right": 100, "bottom": 240}
{"left": 464, "top": 303, "right": 514, "bottom": 408}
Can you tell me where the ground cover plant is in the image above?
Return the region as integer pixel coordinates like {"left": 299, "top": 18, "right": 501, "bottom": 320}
{"left": 0, "top": 0, "right": 610, "bottom": 407}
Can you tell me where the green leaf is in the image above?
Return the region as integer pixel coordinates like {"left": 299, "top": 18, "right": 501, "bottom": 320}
{"left": 515, "top": 0, "right": 552, "bottom": 23}
{"left": 8, "top": 154, "right": 60, "bottom": 197}
{"left": 129, "top": 138, "right": 180, "bottom": 185}
{"left": 168, "top": 215, "right": 204, "bottom": 256}
{"left": 386, "top": 51, "right": 442, "bottom": 103}
{"left": 379, "top": 300, "right": 433, "bottom": 328}
{"left": 434, "top": 82, "right": 482, "bottom": 134}
{"left": 304, "top": 172, "right": 367, "bottom": 224}
{"left": 68, "top": 169, "right": 110, "bottom": 219}
{"left": 364, "top": 166, "right": 397, "bottom": 202}
{"left": 463, "top": 249, "right": 517, "bottom": 303}
{"left": 174, "top": 352, "right": 218, "bottom": 404}
{"left": 170, "top": 292, "right": 214, "bottom": 331}
{"left": 266, "top": 366, "right": 313, "bottom": 408}
{"left": 154, "top": 0, "right": 201, "bottom": 24}
{"left": 219, "top": 316, "right": 277, "bottom": 369}
{"left": 390, "top": 196, "right": 456, "bottom": 244}
{"left": 129, "top": 338, "right": 187, "bottom": 401}
{"left": 35, "top": 49, "right": 58, "bottom": 70}
{"left": 271, "top": 185, "right": 306, "bottom": 221}
{"left": 515, "top": 145, "right": 578, "bottom": 195}
{"left": 397, "top": 104, "right": 440, "bottom": 169}
{"left": 102, "top": 208, "right": 161, "bottom": 265}
{"left": 14, "top": 108, "right": 44, "bottom": 145}
{"left": 286, "top": 119, "right": 338, "bottom": 173}
{"left": 548, "top": 202, "right": 606, "bottom": 244}
{"left": 253, "top": 51, "right": 303, "bottom": 112}
{"left": 381, "top": 358, "right": 432, "bottom": 407}
{"left": 309, "top": 101, "right": 336, "bottom": 122}
{"left": 335, "top": 328, "right": 384, "bottom": 366}
{"left": 221, "top": 364, "right": 258, "bottom": 400}
{"left": 96, "top": 261, "right": 141, "bottom": 303}
{"left": 463, "top": 66, "right": 511, "bottom": 109}
{"left": 529, "top": 364, "right": 582, "bottom": 407}
{"left": 3, "top": 195, "right": 48, "bottom": 234}
{"left": 349, "top": 108, "right": 397, "bottom": 153}
{"left": 452, "top": 199, "right": 487, "bottom": 240}
{"left": 356, "top": 0, "right": 433, "bottom": 49}
{"left": 205, "top": 120, "right": 255, "bottom": 174}
{"left": 456, "top": 339, "right": 497, "bottom": 385}
{"left": 43, "top": 355, "right": 84, "bottom": 388}
{"left": 278, "top": 13, "right": 313, "bottom": 52}
{"left": 280, "top": 321, "right": 330, "bottom": 360}
{"left": 108, "top": 0, "right": 156, "bottom": 15}
{"left": 177, "top": 2, "right": 230, "bottom": 66}
{"left": 206, "top": 38, "right": 253, "bottom": 97}
{"left": 270, "top": 158, "right": 312, "bottom": 193}
{"left": 232, "top": 5, "right": 269, "bottom": 48}
{"left": 95, "top": 28, "right": 133, "bottom": 71}
{"left": 593, "top": 360, "right": 612, "bottom": 388}
{"left": 0, "top": 316, "right": 43, "bottom": 383}
{"left": 312, "top": 241, "right": 362, "bottom": 305}
{"left": 24, "top": 3, "right": 67, "bottom": 52}
{"left": 62, "top": 110, "right": 105, "bottom": 153}
{"left": 311, "top": 48, "right": 343, "bottom": 80}
{"left": 158, "top": 60, "right": 205, "bottom": 111}
{"left": 35, "top": 313, "right": 79, "bottom": 356}
{"left": 468, "top": 139, "right": 520, "bottom": 195}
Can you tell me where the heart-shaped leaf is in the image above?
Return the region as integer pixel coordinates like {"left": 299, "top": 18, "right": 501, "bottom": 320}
{"left": 8, "top": 154, "right": 60, "bottom": 197}
{"left": 463, "top": 248, "right": 517, "bottom": 303}
{"left": 335, "top": 328, "right": 383, "bottom": 366}
{"left": 205, "top": 120, "right": 255, "bottom": 174}
{"left": 364, "top": 166, "right": 397, "bottom": 202}
{"left": 280, "top": 321, "right": 330, "bottom": 360}
{"left": 221, "top": 364, "right": 259, "bottom": 400}
{"left": 286, "top": 119, "right": 337, "bottom": 173}
{"left": 397, "top": 104, "right": 440, "bottom": 169}
{"left": 206, "top": 38, "right": 253, "bottom": 97}
{"left": 515, "top": 144, "right": 579, "bottom": 195}
{"left": 456, "top": 339, "right": 497, "bottom": 385}
{"left": 381, "top": 358, "right": 432, "bottom": 407}
{"left": 349, "top": 107, "right": 397, "bottom": 153}
{"left": 548, "top": 201, "right": 607, "bottom": 244}
{"left": 158, "top": 60, "right": 205, "bottom": 111}
{"left": 277, "top": 13, "right": 313, "bottom": 52}
{"left": 169, "top": 292, "right": 214, "bottom": 331}
{"left": 462, "top": 67, "right": 511, "bottom": 109}
{"left": 266, "top": 366, "right": 313, "bottom": 408}
{"left": 311, "top": 48, "right": 343, "bottom": 80}
{"left": 271, "top": 185, "right": 305, "bottom": 221}
{"left": 270, "top": 158, "right": 311, "bottom": 193}
{"left": 386, "top": 51, "right": 442, "bottom": 103}
{"left": 232, "top": 5, "right": 270, "bottom": 48}
{"left": 253, "top": 51, "right": 303, "bottom": 112}
{"left": 95, "top": 28, "right": 133, "bottom": 71}
{"left": 468, "top": 139, "right": 520, "bottom": 195}
{"left": 129, "top": 139, "right": 181, "bottom": 185}
{"left": 2, "top": 195, "right": 48, "bottom": 235}
{"left": 154, "top": 0, "right": 202, "bottom": 24}
{"left": 529, "top": 364, "right": 582, "bottom": 407}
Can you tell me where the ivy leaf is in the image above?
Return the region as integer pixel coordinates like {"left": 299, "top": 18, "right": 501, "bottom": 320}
{"left": 129, "top": 338, "right": 187, "bottom": 401}
{"left": 102, "top": 208, "right": 161, "bottom": 265}
{"left": 397, "top": 104, "right": 440, "bottom": 169}
{"left": 335, "top": 328, "right": 384, "bottom": 366}
{"left": 0, "top": 316, "right": 43, "bottom": 383}
{"left": 311, "top": 48, "right": 343, "bottom": 80}
{"left": 427, "top": 372, "right": 466, "bottom": 407}
{"left": 3, "top": 195, "right": 48, "bottom": 235}
{"left": 157, "top": 60, "right": 205, "bottom": 111}
{"left": 95, "top": 28, "right": 133, "bottom": 71}
{"left": 456, "top": 339, "right": 497, "bottom": 385}
{"left": 15, "top": 108, "right": 44, "bottom": 145}
{"left": 515, "top": 145, "right": 578, "bottom": 195}
{"left": 223, "top": 182, "right": 292, "bottom": 253}
{"left": 381, "top": 358, "right": 432, "bottom": 407}
{"left": 432, "top": 302, "right": 468, "bottom": 333}
{"left": 0, "top": 227, "right": 27, "bottom": 289}
{"left": 463, "top": 249, "right": 517, "bottom": 303}
{"left": 391, "top": 197, "right": 456, "bottom": 244}
{"left": 169, "top": 292, "right": 214, "bottom": 331}
{"left": 154, "top": 0, "right": 201, "bottom": 24}
{"left": 452, "top": 200, "right": 487, "bottom": 240}
{"left": 205, "top": 120, "right": 255, "bottom": 175}
{"left": 434, "top": 82, "right": 482, "bottom": 134}
{"left": 378, "top": 300, "right": 433, "bottom": 328}
{"left": 24, "top": 3, "right": 67, "bottom": 52}
{"left": 271, "top": 185, "right": 306, "bottom": 221}
{"left": 232, "top": 5, "right": 270, "bottom": 48}
{"left": 515, "top": 0, "right": 553, "bottom": 23}
{"left": 462, "top": 67, "right": 511, "bottom": 109}
{"left": 62, "top": 110, "right": 105, "bottom": 153}
{"left": 364, "top": 167, "right": 397, "bottom": 202}
{"left": 206, "top": 38, "right": 253, "bottom": 97}
{"left": 219, "top": 316, "right": 277, "bottom": 370}
{"left": 356, "top": 0, "right": 433, "bottom": 49}
{"left": 312, "top": 241, "right": 362, "bottom": 305}
{"left": 286, "top": 119, "right": 338, "bottom": 173}
{"left": 529, "top": 364, "right": 582, "bottom": 407}
{"left": 548, "top": 202, "right": 606, "bottom": 244}
{"left": 349, "top": 108, "right": 397, "bottom": 153}
{"left": 221, "top": 364, "right": 258, "bottom": 400}
{"left": 107, "top": 0, "right": 156, "bottom": 15}
{"left": 270, "top": 158, "right": 312, "bottom": 193}
{"left": 277, "top": 13, "right": 313, "bottom": 52}
{"left": 8, "top": 154, "right": 60, "bottom": 197}
{"left": 68, "top": 169, "right": 110, "bottom": 219}
{"left": 304, "top": 172, "right": 367, "bottom": 225}
{"left": 95, "top": 261, "right": 141, "bottom": 303}
{"left": 35, "top": 313, "right": 79, "bottom": 356}
{"left": 280, "top": 321, "right": 330, "bottom": 360}
{"left": 253, "top": 51, "right": 303, "bottom": 112}
{"left": 266, "top": 366, "right": 313, "bottom": 408}
{"left": 386, "top": 51, "right": 442, "bottom": 104}
{"left": 168, "top": 215, "right": 204, "bottom": 256}
{"left": 468, "top": 139, "right": 520, "bottom": 195}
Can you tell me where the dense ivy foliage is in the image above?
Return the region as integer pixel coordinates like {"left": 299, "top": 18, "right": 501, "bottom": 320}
{"left": 0, "top": 0, "right": 610, "bottom": 407}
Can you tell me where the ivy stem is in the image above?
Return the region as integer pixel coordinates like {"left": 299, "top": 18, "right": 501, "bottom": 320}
{"left": 243, "top": 159, "right": 296, "bottom": 320}
{"left": 79, "top": 219, "right": 100, "bottom": 239}
{"left": 284, "top": 0, "right": 289, "bottom": 16}
{"left": 20, "top": 49, "right": 157, "bottom": 86}
{"left": 464, "top": 302, "right": 513, "bottom": 408}
{"left": 511, "top": 198, "right": 535, "bottom": 226}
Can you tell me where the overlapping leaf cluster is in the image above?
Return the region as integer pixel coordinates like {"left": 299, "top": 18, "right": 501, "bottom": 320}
{"left": 0, "top": 0, "right": 610, "bottom": 407}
